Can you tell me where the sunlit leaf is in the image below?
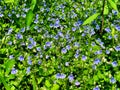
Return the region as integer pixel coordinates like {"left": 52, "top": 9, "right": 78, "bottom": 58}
{"left": 104, "top": 4, "right": 109, "bottom": 15}
{"left": 31, "top": 0, "right": 36, "bottom": 11}
{"left": 5, "top": 0, "right": 14, "bottom": 3}
{"left": 25, "top": 10, "right": 34, "bottom": 27}
{"left": 108, "top": 0, "right": 118, "bottom": 10}
{"left": 82, "top": 13, "right": 100, "bottom": 25}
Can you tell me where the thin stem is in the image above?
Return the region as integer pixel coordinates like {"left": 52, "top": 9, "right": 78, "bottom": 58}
{"left": 100, "top": 0, "right": 106, "bottom": 34}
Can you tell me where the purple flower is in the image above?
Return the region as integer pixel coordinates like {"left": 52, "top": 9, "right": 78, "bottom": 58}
{"left": 96, "top": 24, "right": 100, "bottom": 30}
{"left": 112, "top": 61, "right": 117, "bottom": 67}
{"left": 61, "top": 48, "right": 67, "bottom": 54}
{"left": 0, "top": 13, "right": 4, "bottom": 17}
{"left": 18, "top": 55, "right": 24, "bottom": 61}
{"left": 11, "top": 68, "right": 18, "bottom": 74}
{"left": 93, "top": 86, "right": 100, "bottom": 90}
{"left": 94, "top": 58, "right": 100, "bottom": 65}
{"left": 110, "top": 77, "right": 116, "bottom": 84}
{"left": 68, "top": 74, "right": 74, "bottom": 82}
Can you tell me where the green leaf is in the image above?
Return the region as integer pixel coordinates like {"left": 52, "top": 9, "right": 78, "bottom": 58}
{"left": 0, "top": 75, "right": 11, "bottom": 90}
{"left": 4, "top": 60, "right": 15, "bottom": 75}
{"left": 108, "top": 0, "right": 118, "bottom": 10}
{"left": 31, "top": 75, "right": 37, "bottom": 90}
{"left": 82, "top": 13, "right": 100, "bottom": 25}
{"left": 31, "top": 0, "right": 36, "bottom": 11}
{"left": 25, "top": 10, "right": 34, "bottom": 27}
{"left": 51, "top": 84, "right": 59, "bottom": 90}
{"left": 45, "top": 80, "right": 51, "bottom": 88}
{"left": 5, "top": 0, "right": 14, "bottom": 3}
{"left": 104, "top": 4, "right": 109, "bottom": 15}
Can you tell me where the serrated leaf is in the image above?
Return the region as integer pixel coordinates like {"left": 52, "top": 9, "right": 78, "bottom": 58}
{"left": 25, "top": 10, "right": 34, "bottom": 27}
{"left": 108, "top": 0, "right": 118, "bottom": 10}
{"left": 104, "top": 4, "right": 109, "bottom": 15}
{"left": 83, "top": 13, "right": 100, "bottom": 25}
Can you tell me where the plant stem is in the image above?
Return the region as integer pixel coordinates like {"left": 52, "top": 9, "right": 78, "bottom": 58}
{"left": 100, "top": 0, "right": 106, "bottom": 34}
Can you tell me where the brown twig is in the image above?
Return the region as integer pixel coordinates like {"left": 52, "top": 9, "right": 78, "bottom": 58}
{"left": 100, "top": 0, "right": 106, "bottom": 34}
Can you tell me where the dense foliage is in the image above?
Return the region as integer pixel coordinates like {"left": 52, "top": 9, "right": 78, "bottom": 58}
{"left": 0, "top": 0, "right": 120, "bottom": 90}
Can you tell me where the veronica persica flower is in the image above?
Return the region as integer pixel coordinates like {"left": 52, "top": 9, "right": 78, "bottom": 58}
{"left": 93, "top": 86, "right": 100, "bottom": 90}
{"left": 112, "top": 61, "right": 117, "bottom": 67}
{"left": 11, "top": 68, "right": 18, "bottom": 74}
{"left": 110, "top": 77, "right": 116, "bottom": 84}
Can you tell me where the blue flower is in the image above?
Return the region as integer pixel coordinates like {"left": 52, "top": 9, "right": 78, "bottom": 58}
{"left": 110, "top": 77, "right": 116, "bottom": 84}
{"left": 105, "top": 28, "right": 111, "bottom": 33}
{"left": 28, "top": 59, "right": 32, "bottom": 65}
{"left": 9, "top": 55, "right": 14, "bottom": 59}
{"left": 93, "top": 86, "right": 100, "bottom": 90}
{"left": 46, "top": 42, "right": 51, "bottom": 47}
{"left": 72, "top": 27, "right": 76, "bottom": 31}
{"left": 8, "top": 41, "right": 12, "bottom": 45}
{"left": 112, "top": 61, "right": 117, "bottom": 67}
{"left": 94, "top": 58, "right": 100, "bottom": 65}
{"left": 36, "top": 47, "right": 41, "bottom": 51}
{"left": 0, "top": 13, "right": 4, "bottom": 17}
{"left": 75, "top": 81, "right": 80, "bottom": 86}
{"left": 11, "top": 68, "right": 18, "bottom": 74}
{"left": 112, "top": 10, "right": 118, "bottom": 15}
{"left": 92, "top": 65, "right": 96, "bottom": 70}
{"left": 16, "top": 33, "right": 23, "bottom": 39}
{"left": 96, "top": 24, "right": 100, "bottom": 30}
{"left": 74, "top": 53, "right": 79, "bottom": 58}
{"left": 20, "top": 28, "right": 25, "bottom": 32}
{"left": 66, "top": 45, "right": 71, "bottom": 50}
{"left": 82, "top": 55, "right": 87, "bottom": 61}
{"left": 38, "top": 60, "right": 42, "bottom": 65}
{"left": 68, "top": 74, "right": 74, "bottom": 82}
{"left": 115, "top": 46, "right": 120, "bottom": 51}
{"left": 18, "top": 55, "right": 24, "bottom": 61}
{"left": 61, "top": 48, "right": 67, "bottom": 54}
{"left": 26, "top": 67, "right": 31, "bottom": 74}
{"left": 27, "top": 44, "right": 33, "bottom": 49}
{"left": 106, "top": 50, "right": 110, "bottom": 54}
{"left": 56, "top": 73, "right": 66, "bottom": 79}
{"left": 115, "top": 25, "right": 120, "bottom": 31}
{"left": 65, "top": 62, "right": 69, "bottom": 66}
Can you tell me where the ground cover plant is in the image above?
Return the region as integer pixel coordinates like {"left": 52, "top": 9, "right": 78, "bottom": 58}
{"left": 0, "top": 0, "right": 120, "bottom": 90}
